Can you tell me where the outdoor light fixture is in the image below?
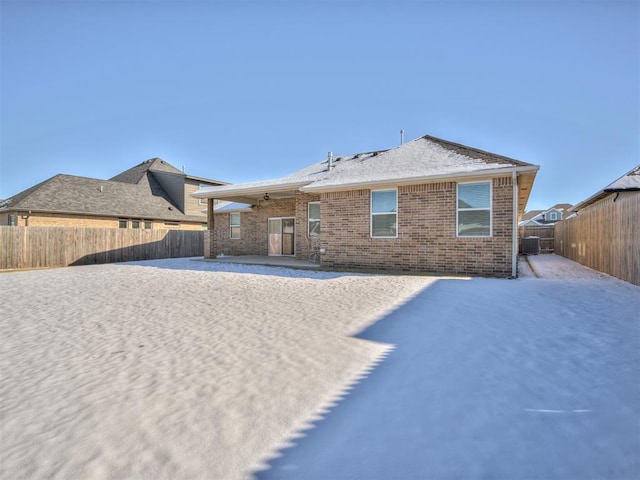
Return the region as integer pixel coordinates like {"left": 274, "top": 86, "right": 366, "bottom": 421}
{"left": 264, "top": 193, "right": 270, "bottom": 201}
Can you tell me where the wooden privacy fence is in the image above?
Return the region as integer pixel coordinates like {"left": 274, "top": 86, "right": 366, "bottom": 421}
{"left": 519, "top": 225, "right": 555, "bottom": 253}
{"left": 555, "top": 194, "right": 639, "bottom": 286}
{"left": 0, "top": 226, "right": 204, "bottom": 270}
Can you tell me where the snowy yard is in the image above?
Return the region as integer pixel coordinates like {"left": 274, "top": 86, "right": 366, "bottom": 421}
{"left": 1, "top": 255, "right": 638, "bottom": 479}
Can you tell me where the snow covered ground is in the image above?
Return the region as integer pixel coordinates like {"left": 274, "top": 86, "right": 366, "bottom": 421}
{"left": 1, "top": 255, "right": 638, "bottom": 479}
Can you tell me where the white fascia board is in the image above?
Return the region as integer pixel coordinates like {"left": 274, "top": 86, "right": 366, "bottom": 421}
{"left": 192, "top": 180, "right": 312, "bottom": 199}
{"left": 300, "top": 165, "right": 539, "bottom": 193}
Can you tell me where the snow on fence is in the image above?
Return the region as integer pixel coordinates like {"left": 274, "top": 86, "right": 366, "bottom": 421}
{"left": 555, "top": 194, "right": 639, "bottom": 286}
{"left": 0, "top": 226, "right": 204, "bottom": 270}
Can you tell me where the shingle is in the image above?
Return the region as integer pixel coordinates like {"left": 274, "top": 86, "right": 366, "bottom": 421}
{"left": 1, "top": 159, "right": 209, "bottom": 222}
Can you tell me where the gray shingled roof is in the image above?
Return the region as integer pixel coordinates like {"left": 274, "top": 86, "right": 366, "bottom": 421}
{"left": 0, "top": 159, "right": 215, "bottom": 222}
{"left": 110, "top": 158, "right": 183, "bottom": 184}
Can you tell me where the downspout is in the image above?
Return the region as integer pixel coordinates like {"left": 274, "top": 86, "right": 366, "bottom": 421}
{"left": 512, "top": 171, "right": 518, "bottom": 278}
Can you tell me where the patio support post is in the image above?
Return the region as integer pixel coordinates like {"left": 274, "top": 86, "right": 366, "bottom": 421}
{"left": 205, "top": 198, "right": 217, "bottom": 259}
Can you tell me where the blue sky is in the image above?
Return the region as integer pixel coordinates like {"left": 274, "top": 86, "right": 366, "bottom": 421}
{"left": 1, "top": 0, "right": 638, "bottom": 211}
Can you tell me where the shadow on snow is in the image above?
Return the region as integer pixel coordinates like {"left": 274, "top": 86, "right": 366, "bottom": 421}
{"left": 254, "top": 277, "right": 640, "bottom": 480}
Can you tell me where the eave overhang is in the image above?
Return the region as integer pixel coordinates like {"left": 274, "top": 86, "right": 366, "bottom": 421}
{"left": 192, "top": 180, "right": 312, "bottom": 203}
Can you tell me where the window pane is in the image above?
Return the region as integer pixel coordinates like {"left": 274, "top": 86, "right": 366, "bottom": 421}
{"left": 372, "top": 214, "right": 397, "bottom": 237}
{"left": 230, "top": 213, "right": 240, "bottom": 226}
{"left": 308, "top": 220, "right": 320, "bottom": 237}
{"left": 230, "top": 226, "right": 240, "bottom": 239}
{"left": 119, "top": 219, "right": 128, "bottom": 228}
{"left": 132, "top": 220, "right": 140, "bottom": 229}
{"left": 458, "top": 183, "right": 490, "bottom": 209}
{"left": 372, "top": 190, "right": 397, "bottom": 213}
{"left": 458, "top": 210, "right": 490, "bottom": 236}
{"left": 308, "top": 202, "right": 320, "bottom": 219}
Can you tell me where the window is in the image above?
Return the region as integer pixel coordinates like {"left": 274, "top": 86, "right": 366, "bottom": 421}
{"left": 308, "top": 202, "right": 320, "bottom": 237}
{"left": 164, "top": 222, "right": 179, "bottom": 228}
{"left": 230, "top": 213, "right": 240, "bottom": 239}
{"left": 119, "top": 219, "right": 128, "bottom": 228}
{"left": 131, "top": 220, "right": 141, "bottom": 229}
{"left": 199, "top": 184, "right": 208, "bottom": 205}
{"left": 457, "top": 181, "right": 491, "bottom": 237}
{"left": 371, "top": 189, "right": 397, "bottom": 238}
{"left": 144, "top": 220, "right": 153, "bottom": 229}
{"left": 549, "top": 212, "right": 558, "bottom": 221}
{"left": 8, "top": 214, "right": 17, "bottom": 226}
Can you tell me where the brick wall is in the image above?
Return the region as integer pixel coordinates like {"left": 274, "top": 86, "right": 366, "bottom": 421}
{"left": 207, "top": 193, "right": 321, "bottom": 259}
{"left": 0, "top": 212, "right": 204, "bottom": 230}
{"left": 204, "top": 178, "right": 515, "bottom": 277}
{"left": 320, "top": 177, "right": 515, "bottom": 277}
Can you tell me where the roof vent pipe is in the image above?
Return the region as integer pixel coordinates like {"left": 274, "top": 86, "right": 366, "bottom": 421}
{"left": 328, "top": 151, "right": 334, "bottom": 170}
{"left": 400, "top": 129, "right": 405, "bottom": 145}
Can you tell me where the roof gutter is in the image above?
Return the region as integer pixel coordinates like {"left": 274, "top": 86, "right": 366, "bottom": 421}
{"left": 300, "top": 165, "right": 539, "bottom": 193}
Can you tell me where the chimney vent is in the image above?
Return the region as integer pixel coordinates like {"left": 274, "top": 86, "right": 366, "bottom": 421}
{"left": 328, "top": 151, "right": 334, "bottom": 170}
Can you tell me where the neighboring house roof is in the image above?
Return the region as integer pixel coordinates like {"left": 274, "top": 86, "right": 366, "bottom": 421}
{"left": 518, "top": 203, "right": 573, "bottom": 226}
{"left": 518, "top": 210, "right": 544, "bottom": 226}
{"left": 0, "top": 159, "right": 224, "bottom": 222}
{"left": 520, "top": 210, "right": 544, "bottom": 223}
{"left": 109, "top": 157, "right": 183, "bottom": 183}
{"left": 194, "top": 134, "right": 539, "bottom": 215}
{"left": 571, "top": 164, "right": 640, "bottom": 212}
{"left": 213, "top": 202, "right": 253, "bottom": 213}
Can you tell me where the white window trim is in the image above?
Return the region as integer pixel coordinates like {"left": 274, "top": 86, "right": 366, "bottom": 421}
{"left": 371, "top": 188, "right": 398, "bottom": 238}
{"left": 230, "top": 212, "right": 241, "bottom": 239}
{"left": 308, "top": 201, "right": 320, "bottom": 238}
{"left": 456, "top": 181, "right": 492, "bottom": 238}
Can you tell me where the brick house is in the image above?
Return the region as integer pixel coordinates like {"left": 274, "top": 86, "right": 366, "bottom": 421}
{"left": 194, "top": 135, "right": 539, "bottom": 277}
{"left": 0, "top": 158, "right": 226, "bottom": 230}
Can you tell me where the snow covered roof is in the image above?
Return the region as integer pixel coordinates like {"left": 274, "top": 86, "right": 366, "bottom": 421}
{"left": 193, "top": 134, "right": 539, "bottom": 213}
{"left": 572, "top": 164, "right": 640, "bottom": 212}
{"left": 603, "top": 165, "right": 640, "bottom": 191}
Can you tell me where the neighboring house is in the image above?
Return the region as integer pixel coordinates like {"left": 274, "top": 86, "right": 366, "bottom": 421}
{"left": 518, "top": 203, "right": 573, "bottom": 227}
{"left": 193, "top": 134, "right": 539, "bottom": 277}
{"left": 518, "top": 209, "right": 544, "bottom": 227}
{"left": 0, "top": 158, "right": 226, "bottom": 230}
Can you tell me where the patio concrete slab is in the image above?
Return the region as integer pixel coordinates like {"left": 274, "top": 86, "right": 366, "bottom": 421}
{"left": 202, "top": 255, "right": 321, "bottom": 270}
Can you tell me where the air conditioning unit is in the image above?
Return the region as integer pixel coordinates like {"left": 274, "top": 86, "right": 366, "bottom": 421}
{"left": 520, "top": 236, "right": 540, "bottom": 255}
